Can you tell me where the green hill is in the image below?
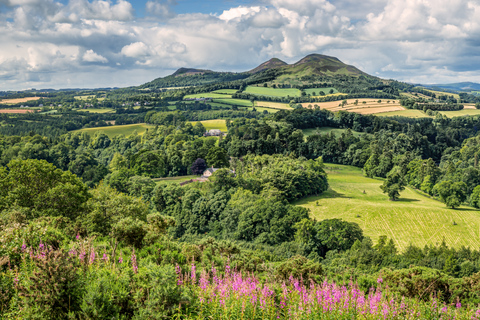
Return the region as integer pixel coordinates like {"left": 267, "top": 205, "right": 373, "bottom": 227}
{"left": 295, "top": 164, "right": 480, "bottom": 251}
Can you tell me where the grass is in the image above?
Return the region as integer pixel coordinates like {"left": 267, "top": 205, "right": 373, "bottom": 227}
{"left": 255, "top": 101, "right": 292, "bottom": 110}
{"left": 74, "top": 108, "right": 115, "bottom": 114}
{"left": 213, "top": 98, "right": 253, "bottom": 107}
{"left": 375, "top": 110, "right": 430, "bottom": 118}
{"left": 302, "top": 127, "right": 368, "bottom": 138}
{"left": 212, "top": 89, "right": 238, "bottom": 94}
{"left": 0, "top": 97, "right": 42, "bottom": 104}
{"left": 244, "top": 86, "right": 301, "bottom": 98}
{"left": 247, "top": 107, "right": 279, "bottom": 113}
{"left": 76, "top": 123, "right": 155, "bottom": 138}
{"left": 190, "top": 119, "right": 228, "bottom": 132}
{"left": 153, "top": 175, "right": 198, "bottom": 185}
{"left": 304, "top": 87, "right": 338, "bottom": 96}
{"left": 184, "top": 93, "right": 232, "bottom": 99}
{"left": 295, "top": 164, "right": 480, "bottom": 251}
{"left": 440, "top": 109, "right": 480, "bottom": 118}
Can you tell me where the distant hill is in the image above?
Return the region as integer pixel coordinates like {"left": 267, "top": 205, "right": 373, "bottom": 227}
{"left": 140, "top": 53, "right": 371, "bottom": 89}
{"left": 422, "top": 82, "right": 480, "bottom": 92}
{"left": 248, "top": 58, "right": 287, "bottom": 74}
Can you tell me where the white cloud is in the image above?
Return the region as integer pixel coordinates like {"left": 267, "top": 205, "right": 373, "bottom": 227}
{"left": 1, "top": 0, "right": 480, "bottom": 90}
{"left": 83, "top": 49, "right": 108, "bottom": 63}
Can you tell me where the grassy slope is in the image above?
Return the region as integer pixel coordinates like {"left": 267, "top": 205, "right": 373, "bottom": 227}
{"left": 184, "top": 93, "right": 232, "bottom": 99}
{"left": 244, "top": 86, "right": 301, "bottom": 97}
{"left": 304, "top": 87, "right": 338, "bottom": 95}
{"left": 74, "top": 108, "right": 115, "bottom": 113}
{"left": 190, "top": 119, "right": 228, "bottom": 132}
{"left": 295, "top": 164, "right": 480, "bottom": 251}
{"left": 375, "top": 110, "right": 430, "bottom": 118}
{"left": 440, "top": 109, "right": 480, "bottom": 117}
{"left": 76, "top": 123, "right": 154, "bottom": 138}
{"left": 153, "top": 175, "right": 198, "bottom": 185}
{"left": 213, "top": 98, "right": 253, "bottom": 107}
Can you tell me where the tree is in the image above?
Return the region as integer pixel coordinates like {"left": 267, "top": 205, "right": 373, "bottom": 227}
{"left": 191, "top": 158, "right": 207, "bottom": 175}
{"left": 433, "top": 180, "right": 467, "bottom": 209}
{"left": 470, "top": 185, "right": 480, "bottom": 208}
{"left": 206, "top": 147, "right": 229, "bottom": 168}
{"left": 380, "top": 169, "right": 406, "bottom": 201}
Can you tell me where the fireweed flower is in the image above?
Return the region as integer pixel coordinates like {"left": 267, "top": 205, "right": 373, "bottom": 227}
{"left": 118, "top": 256, "right": 123, "bottom": 264}
{"left": 21, "top": 242, "right": 26, "bottom": 252}
{"left": 76, "top": 233, "right": 80, "bottom": 240}
{"left": 131, "top": 251, "right": 138, "bottom": 274}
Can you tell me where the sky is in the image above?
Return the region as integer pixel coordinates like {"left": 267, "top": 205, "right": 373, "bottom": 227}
{"left": 1, "top": 0, "right": 480, "bottom": 90}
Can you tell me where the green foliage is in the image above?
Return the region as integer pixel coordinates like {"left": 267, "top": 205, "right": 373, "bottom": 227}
{"left": 112, "top": 217, "right": 148, "bottom": 248}
{"left": 470, "top": 185, "right": 480, "bottom": 208}
{"left": 16, "top": 249, "right": 82, "bottom": 319}
{"left": 380, "top": 168, "right": 406, "bottom": 200}
{"left": 275, "top": 255, "right": 323, "bottom": 282}
{"left": 433, "top": 180, "right": 467, "bottom": 208}
{"left": 206, "top": 146, "right": 229, "bottom": 168}
{"left": 2, "top": 159, "right": 90, "bottom": 220}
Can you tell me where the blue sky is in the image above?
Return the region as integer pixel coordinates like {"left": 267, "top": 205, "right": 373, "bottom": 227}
{"left": 1, "top": 0, "right": 480, "bottom": 90}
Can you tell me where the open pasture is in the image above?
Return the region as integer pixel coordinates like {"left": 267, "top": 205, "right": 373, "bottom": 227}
{"left": 76, "top": 123, "right": 154, "bottom": 138}
{"left": 153, "top": 175, "right": 198, "bottom": 185}
{"left": 212, "top": 89, "right": 238, "bottom": 94}
{"left": 248, "top": 106, "right": 278, "bottom": 113}
{"left": 190, "top": 119, "right": 228, "bottom": 132}
{"left": 213, "top": 98, "right": 252, "bottom": 107}
{"left": 0, "top": 97, "right": 42, "bottom": 104}
{"left": 255, "top": 101, "right": 292, "bottom": 110}
{"left": 184, "top": 93, "right": 232, "bottom": 99}
{"left": 244, "top": 86, "right": 301, "bottom": 97}
{"left": 304, "top": 87, "right": 338, "bottom": 96}
{"left": 75, "top": 108, "right": 115, "bottom": 113}
{"left": 440, "top": 109, "right": 480, "bottom": 118}
{"left": 302, "top": 99, "right": 403, "bottom": 113}
{"left": 295, "top": 164, "right": 480, "bottom": 251}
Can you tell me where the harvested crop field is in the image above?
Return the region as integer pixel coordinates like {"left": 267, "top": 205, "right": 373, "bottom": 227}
{"left": 302, "top": 99, "right": 403, "bottom": 114}
{"left": 255, "top": 101, "right": 292, "bottom": 110}
{"left": 0, "top": 109, "right": 36, "bottom": 113}
{"left": 0, "top": 97, "right": 42, "bottom": 104}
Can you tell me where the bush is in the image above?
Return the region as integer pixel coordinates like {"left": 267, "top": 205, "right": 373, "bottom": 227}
{"left": 112, "top": 217, "right": 148, "bottom": 248}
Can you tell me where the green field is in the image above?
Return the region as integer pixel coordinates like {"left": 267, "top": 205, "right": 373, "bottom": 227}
{"left": 295, "top": 164, "right": 480, "bottom": 251}
{"left": 440, "top": 109, "right": 480, "bottom": 117}
{"left": 212, "top": 89, "right": 238, "bottom": 94}
{"left": 304, "top": 87, "right": 338, "bottom": 96}
{"left": 153, "top": 175, "right": 198, "bottom": 185}
{"left": 213, "top": 98, "right": 252, "bottom": 107}
{"left": 76, "top": 123, "right": 154, "bottom": 138}
{"left": 302, "top": 127, "right": 367, "bottom": 138}
{"left": 376, "top": 109, "right": 430, "bottom": 118}
{"left": 184, "top": 93, "right": 232, "bottom": 99}
{"left": 255, "top": 101, "right": 292, "bottom": 110}
{"left": 190, "top": 119, "right": 228, "bottom": 132}
{"left": 244, "top": 86, "right": 301, "bottom": 97}
{"left": 247, "top": 106, "right": 279, "bottom": 113}
{"left": 74, "top": 108, "right": 115, "bottom": 113}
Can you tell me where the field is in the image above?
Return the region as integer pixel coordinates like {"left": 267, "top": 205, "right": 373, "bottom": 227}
{"left": 248, "top": 106, "right": 278, "bottom": 113}
{"left": 74, "top": 108, "right": 115, "bottom": 113}
{"left": 440, "top": 109, "right": 480, "bottom": 117}
{"left": 254, "top": 101, "right": 292, "bottom": 110}
{"left": 376, "top": 109, "right": 429, "bottom": 118}
{"left": 153, "top": 175, "right": 198, "bottom": 185}
{"left": 212, "top": 98, "right": 253, "bottom": 107}
{"left": 302, "top": 127, "right": 368, "bottom": 138}
{"left": 190, "top": 119, "right": 228, "bottom": 132}
{"left": 0, "top": 97, "right": 41, "bottom": 104}
{"left": 74, "top": 95, "right": 105, "bottom": 101}
{"left": 304, "top": 87, "right": 338, "bottom": 96}
{"left": 295, "top": 164, "right": 480, "bottom": 251}
{"left": 302, "top": 99, "right": 403, "bottom": 114}
{"left": 212, "top": 89, "right": 238, "bottom": 94}
{"left": 184, "top": 93, "right": 232, "bottom": 99}
{"left": 0, "top": 109, "right": 36, "bottom": 114}
{"left": 76, "top": 123, "right": 154, "bottom": 138}
{"left": 244, "top": 86, "right": 301, "bottom": 97}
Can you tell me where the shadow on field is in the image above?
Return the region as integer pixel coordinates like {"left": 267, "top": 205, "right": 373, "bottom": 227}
{"left": 397, "top": 198, "right": 420, "bottom": 203}
{"left": 321, "top": 188, "right": 350, "bottom": 199}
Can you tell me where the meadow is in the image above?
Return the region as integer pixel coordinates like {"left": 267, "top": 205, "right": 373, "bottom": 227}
{"left": 254, "top": 101, "right": 292, "bottom": 110}
{"left": 376, "top": 110, "right": 430, "bottom": 118}
{"left": 184, "top": 93, "right": 232, "bottom": 99}
{"left": 74, "top": 108, "right": 115, "bottom": 113}
{"left": 295, "top": 164, "right": 480, "bottom": 251}
{"left": 153, "top": 175, "right": 198, "bottom": 185}
{"left": 244, "top": 86, "right": 301, "bottom": 97}
{"left": 212, "top": 98, "right": 253, "bottom": 107}
{"left": 76, "top": 123, "right": 154, "bottom": 137}
{"left": 440, "top": 109, "right": 480, "bottom": 117}
{"left": 304, "top": 87, "right": 338, "bottom": 95}
{"left": 190, "top": 119, "right": 228, "bottom": 132}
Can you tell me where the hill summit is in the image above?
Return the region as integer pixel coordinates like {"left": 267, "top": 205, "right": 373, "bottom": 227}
{"left": 248, "top": 58, "right": 288, "bottom": 74}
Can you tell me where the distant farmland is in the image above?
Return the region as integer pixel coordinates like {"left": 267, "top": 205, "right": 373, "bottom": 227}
{"left": 76, "top": 123, "right": 154, "bottom": 138}
{"left": 0, "top": 109, "right": 37, "bottom": 114}
{"left": 244, "top": 86, "right": 301, "bottom": 97}
{"left": 0, "top": 97, "right": 42, "bottom": 104}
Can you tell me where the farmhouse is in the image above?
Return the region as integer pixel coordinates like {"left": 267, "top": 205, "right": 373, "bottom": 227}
{"left": 202, "top": 167, "right": 219, "bottom": 178}
{"left": 204, "top": 129, "right": 222, "bottom": 137}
